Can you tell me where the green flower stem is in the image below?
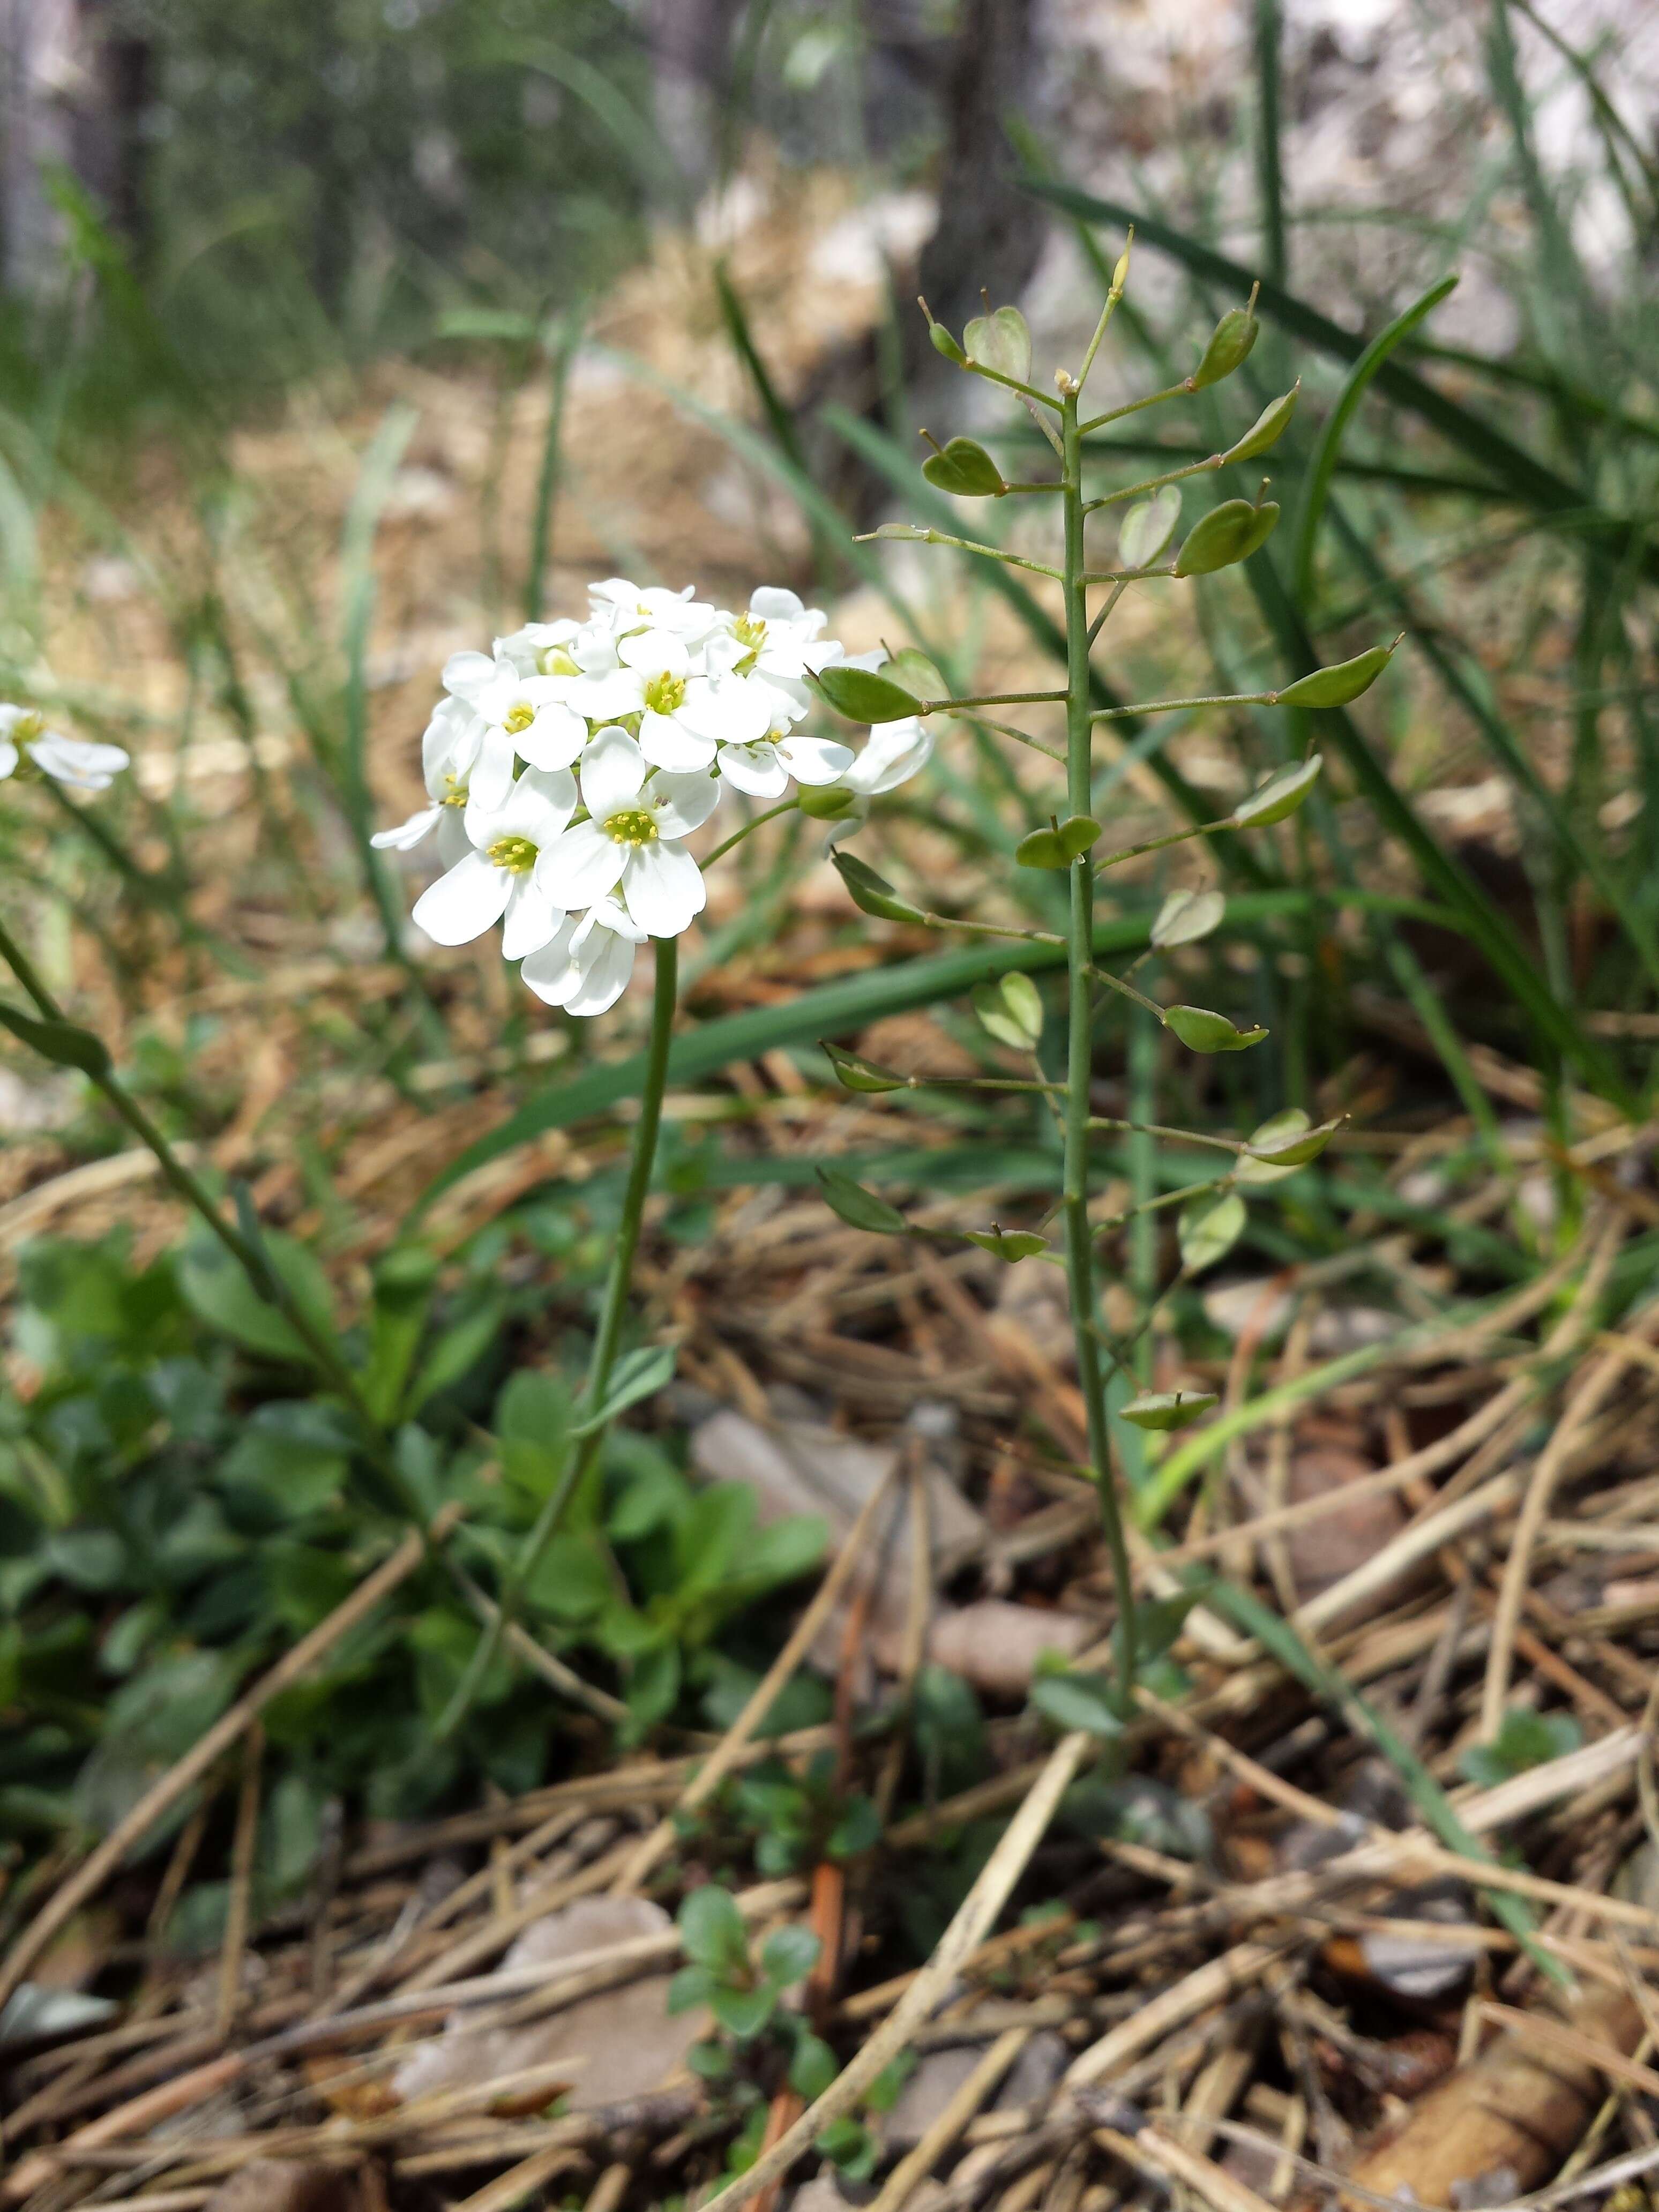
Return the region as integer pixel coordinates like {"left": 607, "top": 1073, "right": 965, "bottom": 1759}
{"left": 915, "top": 690, "right": 1068, "bottom": 714}
{"left": 437, "top": 935, "right": 680, "bottom": 1740}
{"left": 853, "top": 527, "right": 1062, "bottom": 581}
{"left": 1080, "top": 378, "right": 1190, "bottom": 435}
{"left": 1092, "top": 818, "right": 1231, "bottom": 875}
{"left": 1060, "top": 382, "right": 1139, "bottom": 1691}
{"left": 1089, "top": 687, "right": 1282, "bottom": 720}
{"left": 1091, "top": 1173, "right": 1235, "bottom": 1238}
{"left": 0, "top": 913, "right": 381, "bottom": 1443}
{"left": 703, "top": 799, "right": 800, "bottom": 867}
{"left": 1086, "top": 581, "right": 1130, "bottom": 651}
{"left": 1082, "top": 452, "right": 1222, "bottom": 514}
{"left": 1081, "top": 563, "right": 1177, "bottom": 586}
{"left": 1087, "top": 962, "right": 1167, "bottom": 1021}
{"left": 963, "top": 359, "right": 1063, "bottom": 412}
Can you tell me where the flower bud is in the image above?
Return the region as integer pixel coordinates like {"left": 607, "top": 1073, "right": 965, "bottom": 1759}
{"left": 797, "top": 784, "right": 859, "bottom": 820}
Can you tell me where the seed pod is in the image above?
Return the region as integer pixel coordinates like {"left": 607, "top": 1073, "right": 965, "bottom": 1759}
{"left": 1172, "top": 498, "right": 1280, "bottom": 577}
{"left": 1118, "top": 484, "right": 1183, "bottom": 570}
{"left": 1119, "top": 1389, "right": 1220, "bottom": 1432}
{"left": 1224, "top": 384, "right": 1299, "bottom": 464}
{"left": 1015, "top": 815, "right": 1100, "bottom": 869}
{"left": 1179, "top": 1189, "right": 1246, "bottom": 1272}
{"left": 1192, "top": 303, "right": 1259, "bottom": 388}
{"left": 1163, "top": 1004, "right": 1268, "bottom": 1052}
{"left": 832, "top": 853, "right": 927, "bottom": 924}
{"left": 817, "top": 1167, "right": 908, "bottom": 1235}
{"left": 823, "top": 1042, "right": 908, "bottom": 1094}
{"left": 921, "top": 437, "right": 1007, "bottom": 497}
{"left": 812, "top": 664, "right": 928, "bottom": 724}
{"left": 964, "top": 304, "right": 1033, "bottom": 384}
{"left": 1276, "top": 641, "right": 1396, "bottom": 708}
{"left": 1150, "top": 887, "right": 1224, "bottom": 948}
{"left": 1232, "top": 754, "right": 1323, "bottom": 826}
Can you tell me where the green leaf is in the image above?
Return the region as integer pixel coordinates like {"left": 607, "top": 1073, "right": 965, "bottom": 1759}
{"left": 678, "top": 1884, "right": 749, "bottom": 1973}
{"left": 524, "top": 1533, "right": 614, "bottom": 1623}
{"left": 973, "top": 970, "right": 1043, "bottom": 1050}
{"left": 811, "top": 663, "right": 926, "bottom": 723}
{"left": 0, "top": 1000, "right": 110, "bottom": 1078}
{"left": 964, "top": 303, "right": 1032, "bottom": 383}
{"left": 1192, "top": 304, "right": 1259, "bottom": 387}
{"left": 712, "top": 1984, "right": 776, "bottom": 2039}
{"left": 1118, "top": 1389, "right": 1219, "bottom": 1432}
{"left": 1461, "top": 1706, "right": 1583, "bottom": 1784}
{"left": 406, "top": 1294, "right": 507, "bottom": 1413}
{"left": 572, "top": 1342, "right": 675, "bottom": 1437}
{"left": 1118, "top": 484, "right": 1182, "bottom": 569}
{"left": 1231, "top": 754, "right": 1323, "bottom": 826}
{"left": 1224, "top": 385, "right": 1299, "bottom": 463}
{"left": 1128, "top": 1589, "right": 1208, "bottom": 1666}
{"left": 1029, "top": 1668, "right": 1125, "bottom": 1737}
{"left": 962, "top": 1228, "right": 1048, "bottom": 1262}
{"left": 816, "top": 1168, "right": 908, "bottom": 1236}
{"left": 789, "top": 2031, "right": 839, "bottom": 2100}
{"left": 1163, "top": 1005, "right": 1268, "bottom": 1052}
{"left": 1015, "top": 814, "right": 1100, "bottom": 869}
{"left": 760, "top": 1924, "right": 822, "bottom": 1988}
{"left": 1150, "top": 888, "right": 1224, "bottom": 947}
{"left": 1243, "top": 1107, "right": 1344, "bottom": 1168}
{"left": 1172, "top": 497, "right": 1280, "bottom": 576}
{"left": 178, "top": 1228, "right": 339, "bottom": 1369}
{"left": 818, "top": 2117, "right": 879, "bottom": 2180}
{"left": 666, "top": 1964, "right": 716, "bottom": 2016}
{"left": 921, "top": 437, "right": 1007, "bottom": 497}
{"left": 832, "top": 853, "right": 928, "bottom": 925}
{"left": 1276, "top": 644, "right": 1396, "bottom": 709}
{"left": 823, "top": 1041, "right": 908, "bottom": 1094}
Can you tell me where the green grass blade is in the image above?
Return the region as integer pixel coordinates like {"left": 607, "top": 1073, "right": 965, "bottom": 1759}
{"left": 1026, "top": 180, "right": 1658, "bottom": 584}
{"left": 340, "top": 403, "right": 418, "bottom": 961}
{"left": 1292, "top": 273, "right": 1460, "bottom": 604}
{"left": 525, "top": 308, "right": 585, "bottom": 622}
{"left": 1253, "top": 0, "right": 1287, "bottom": 286}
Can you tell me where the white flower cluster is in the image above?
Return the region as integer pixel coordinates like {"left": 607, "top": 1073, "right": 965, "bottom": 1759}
{"left": 375, "top": 581, "right": 932, "bottom": 1016}
{"left": 0, "top": 706, "right": 130, "bottom": 793}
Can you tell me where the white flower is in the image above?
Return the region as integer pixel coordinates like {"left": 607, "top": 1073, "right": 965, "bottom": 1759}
{"left": 534, "top": 726, "right": 719, "bottom": 938}
{"left": 839, "top": 716, "right": 934, "bottom": 796}
{"left": 372, "top": 694, "right": 504, "bottom": 855}
{"left": 717, "top": 727, "right": 853, "bottom": 797}
{"left": 491, "top": 617, "right": 581, "bottom": 676}
{"left": 412, "top": 766, "right": 577, "bottom": 958}
{"left": 589, "top": 578, "right": 723, "bottom": 646}
{"left": 521, "top": 897, "right": 647, "bottom": 1017}
{"left": 473, "top": 661, "right": 587, "bottom": 775}
{"left": 0, "top": 707, "right": 130, "bottom": 791}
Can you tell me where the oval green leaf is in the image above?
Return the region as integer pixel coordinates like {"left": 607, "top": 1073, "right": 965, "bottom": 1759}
{"left": 962, "top": 1228, "right": 1048, "bottom": 1262}
{"left": 1178, "top": 1189, "right": 1245, "bottom": 1273}
{"left": 965, "top": 304, "right": 1032, "bottom": 383}
{"left": 1276, "top": 642, "right": 1396, "bottom": 709}
{"left": 1119, "top": 1389, "right": 1220, "bottom": 1432}
{"left": 822, "top": 1041, "right": 908, "bottom": 1094}
{"left": 1224, "top": 384, "right": 1299, "bottom": 464}
{"left": 1192, "top": 305, "right": 1259, "bottom": 388}
{"left": 1231, "top": 754, "right": 1323, "bottom": 827}
{"left": 0, "top": 1000, "right": 111, "bottom": 1078}
{"left": 921, "top": 437, "right": 1007, "bottom": 497}
{"left": 1118, "top": 483, "right": 1183, "bottom": 570}
{"left": 1172, "top": 498, "right": 1281, "bottom": 577}
{"left": 812, "top": 663, "right": 929, "bottom": 724}
{"left": 1164, "top": 1004, "right": 1268, "bottom": 1052}
{"left": 1150, "top": 887, "right": 1224, "bottom": 948}
{"left": 816, "top": 1168, "right": 908, "bottom": 1236}
{"left": 832, "top": 852, "right": 926, "bottom": 924}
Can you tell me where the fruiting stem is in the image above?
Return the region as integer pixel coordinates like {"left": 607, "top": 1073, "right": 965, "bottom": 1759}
{"left": 1060, "top": 387, "right": 1139, "bottom": 1690}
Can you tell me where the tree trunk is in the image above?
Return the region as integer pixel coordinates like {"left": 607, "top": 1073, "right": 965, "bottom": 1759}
{"left": 2, "top": 0, "right": 151, "bottom": 297}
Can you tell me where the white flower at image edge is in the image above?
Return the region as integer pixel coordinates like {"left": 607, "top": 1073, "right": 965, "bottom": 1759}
{"left": 841, "top": 716, "right": 933, "bottom": 796}
{"left": 521, "top": 898, "right": 646, "bottom": 1018}
{"left": 534, "top": 726, "right": 718, "bottom": 938}
{"left": 411, "top": 766, "right": 578, "bottom": 959}
{"left": 0, "top": 705, "right": 130, "bottom": 791}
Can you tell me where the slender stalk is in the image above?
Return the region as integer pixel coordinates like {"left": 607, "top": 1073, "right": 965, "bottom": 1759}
{"left": 853, "top": 526, "right": 1062, "bottom": 581}
{"left": 1059, "top": 384, "right": 1139, "bottom": 1690}
{"left": 703, "top": 798, "right": 799, "bottom": 866}
{"left": 436, "top": 936, "right": 680, "bottom": 1738}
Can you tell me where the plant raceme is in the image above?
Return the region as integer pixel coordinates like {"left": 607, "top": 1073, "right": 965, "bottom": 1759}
{"left": 0, "top": 705, "right": 130, "bottom": 791}
{"left": 372, "top": 581, "right": 933, "bottom": 1016}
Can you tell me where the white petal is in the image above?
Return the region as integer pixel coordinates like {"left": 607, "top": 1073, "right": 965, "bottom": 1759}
{"left": 565, "top": 929, "right": 636, "bottom": 1016}
{"left": 515, "top": 701, "right": 587, "bottom": 772}
{"left": 775, "top": 734, "right": 854, "bottom": 786}
{"left": 469, "top": 727, "right": 517, "bottom": 811}
{"left": 570, "top": 669, "right": 643, "bottom": 721}
{"left": 436, "top": 809, "right": 472, "bottom": 866}
{"left": 0, "top": 705, "right": 25, "bottom": 735}
{"left": 623, "top": 840, "right": 705, "bottom": 937}
{"left": 638, "top": 711, "right": 716, "bottom": 772}
{"left": 649, "top": 768, "right": 722, "bottom": 838}
{"left": 618, "top": 629, "right": 690, "bottom": 678}
{"left": 842, "top": 718, "right": 933, "bottom": 796}
{"left": 502, "top": 877, "right": 565, "bottom": 961}
{"left": 29, "top": 734, "right": 130, "bottom": 789}
{"left": 580, "top": 726, "right": 646, "bottom": 817}
{"left": 520, "top": 916, "right": 582, "bottom": 1005}
{"left": 422, "top": 696, "right": 483, "bottom": 787}
{"left": 588, "top": 892, "right": 649, "bottom": 944}
{"left": 498, "top": 765, "right": 578, "bottom": 844}
{"left": 716, "top": 742, "right": 788, "bottom": 797}
{"left": 442, "top": 649, "right": 499, "bottom": 700}
{"left": 536, "top": 818, "right": 626, "bottom": 908}
{"left": 676, "top": 675, "right": 773, "bottom": 746}
{"left": 0, "top": 741, "right": 16, "bottom": 779}
{"left": 371, "top": 805, "right": 442, "bottom": 850}
{"left": 412, "top": 850, "right": 512, "bottom": 945}
{"left": 749, "top": 586, "right": 807, "bottom": 623}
